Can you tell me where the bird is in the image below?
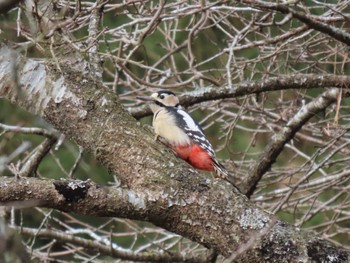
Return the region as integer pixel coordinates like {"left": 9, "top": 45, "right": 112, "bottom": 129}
{"left": 137, "top": 90, "right": 230, "bottom": 180}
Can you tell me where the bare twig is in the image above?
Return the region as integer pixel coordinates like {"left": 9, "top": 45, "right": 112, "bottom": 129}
{"left": 243, "top": 88, "right": 339, "bottom": 197}
{"left": 237, "top": 0, "right": 350, "bottom": 46}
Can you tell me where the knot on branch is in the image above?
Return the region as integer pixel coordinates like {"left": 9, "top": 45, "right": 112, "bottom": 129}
{"left": 53, "top": 180, "right": 91, "bottom": 202}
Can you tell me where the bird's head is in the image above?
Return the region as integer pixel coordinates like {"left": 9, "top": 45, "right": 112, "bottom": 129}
{"left": 137, "top": 90, "right": 180, "bottom": 113}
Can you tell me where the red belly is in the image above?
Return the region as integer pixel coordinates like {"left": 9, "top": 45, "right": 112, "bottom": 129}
{"left": 173, "top": 144, "right": 214, "bottom": 171}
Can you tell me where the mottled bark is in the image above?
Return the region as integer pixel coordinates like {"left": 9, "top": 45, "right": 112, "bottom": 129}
{"left": 0, "top": 46, "right": 349, "bottom": 262}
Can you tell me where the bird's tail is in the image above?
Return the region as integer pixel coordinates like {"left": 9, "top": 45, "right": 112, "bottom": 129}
{"left": 213, "top": 159, "right": 240, "bottom": 191}
{"left": 213, "top": 159, "right": 229, "bottom": 179}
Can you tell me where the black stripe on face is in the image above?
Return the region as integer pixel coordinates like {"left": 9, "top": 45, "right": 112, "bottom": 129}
{"left": 155, "top": 100, "right": 166, "bottom": 107}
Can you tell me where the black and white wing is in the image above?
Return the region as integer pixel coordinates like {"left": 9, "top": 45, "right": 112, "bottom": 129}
{"left": 169, "top": 107, "right": 216, "bottom": 157}
{"left": 169, "top": 107, "right": 230, "bottom": 180}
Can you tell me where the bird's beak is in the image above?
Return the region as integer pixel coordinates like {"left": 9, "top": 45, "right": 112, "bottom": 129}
{"left": 136, "top": 96, "right": 154, "bottom": 102}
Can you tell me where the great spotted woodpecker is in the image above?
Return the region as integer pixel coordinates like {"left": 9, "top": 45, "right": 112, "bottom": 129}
{"left": 137, "top": 90, "right": 229, "bottom": 180}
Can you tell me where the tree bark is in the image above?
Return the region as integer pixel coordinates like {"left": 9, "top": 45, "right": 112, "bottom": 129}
{"left": 0, "top": 46, "right": 349, "bottom": 262}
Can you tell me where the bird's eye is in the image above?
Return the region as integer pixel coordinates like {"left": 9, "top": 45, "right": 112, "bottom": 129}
{"left": 159, "top": 94, "right": 165, "bottom": 99}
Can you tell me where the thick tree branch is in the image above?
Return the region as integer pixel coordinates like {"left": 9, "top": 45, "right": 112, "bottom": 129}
{"left": 130, "top": 74, "right": 350, "bottom": 119}
{"left": 0, "top": 46, "right": 349, "bottom": 261}
{"left": 1, "top": 176, "right": 349, "bottom": 262}
{"left": 0, "top": 178, "right": 208, "bottom": 262}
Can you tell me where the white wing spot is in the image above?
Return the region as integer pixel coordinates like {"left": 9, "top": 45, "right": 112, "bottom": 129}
{"left": 198, "top": 136, "right": 207, "bottom": 141}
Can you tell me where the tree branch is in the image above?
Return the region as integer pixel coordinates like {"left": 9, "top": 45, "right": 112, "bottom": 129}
{"left": 236, "top": 0, "right": 350, "bottom": 46}
{"left": 1, "top": 176, "right": 349, "bottom": 262}
{"left": 242, "top": 88, "right": 339, "bottom": 197}
{"left": 0, "top": 0, "right": 21, "bottom": 14}
{"left": 87, "top": 0, "right": 104, "bottom": 79}
{"left": 0, "top": 178, "right": 208, "bottom": 262}
{"left": 0, "top": 46, "right": 349, "bottom": 261}
{"left": 130, "top": 74, "right": 350, "bottom": 119}
{"left": 19, "top": 226, "right": 209, "bottom": 263}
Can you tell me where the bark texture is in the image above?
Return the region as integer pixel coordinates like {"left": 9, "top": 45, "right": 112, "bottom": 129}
{"left": 0, "top": 46, "right": 349, "bottom": 262}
